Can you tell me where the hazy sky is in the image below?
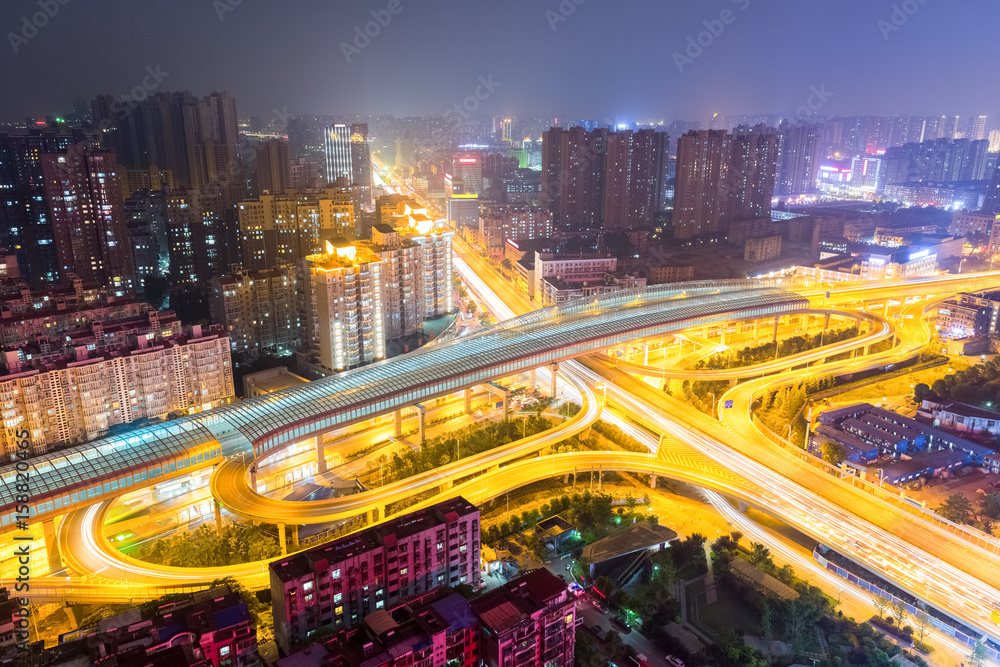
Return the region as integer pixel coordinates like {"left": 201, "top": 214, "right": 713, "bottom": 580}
{"left": 2, "top": 0, "right": 998, "bottom": 122}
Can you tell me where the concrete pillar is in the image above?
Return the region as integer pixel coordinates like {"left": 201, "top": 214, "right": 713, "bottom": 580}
{"left": 42, "top": 518, "right": 61, "bottom": 573}
{"left": 564, "top": 473, "right": 571, "bottom": 484}
{"left": 292, "top": 525, "right": 300, "bottom": 548}
{"left": 278, "top": 523, "right": 287, "bottom": 556}
{"left": 249, "top": 465, "right": 257, "bottom": 492}
{"left": 772, "top": 316, "right": 779, "bottom": 343}
{"left": 316, "top": 437, "right": 328, "bottom": 474}
{"left": 737, "top": 500, "right": 749, "bottom": 513}
{"left": 214, "top": 500, "right": 223, "bottom": 535}
{"left": 464, "top": 388, "right": 473, "bottom": 414}
{"left": 753, "top": 318, "right": 761, "bottom": 338}
{"left": 370, "top": 506, "right": 381, "bottom": 524}
{"left": 549, "top": 363, "right": 559, "bottom": 399}
{"left": 529, "top": 368, "right": 537, "bottom": 387}
{"left": 824, "top": 312, "right": 831, "bottom": 332}
{"left": 414, "top": 404, "right": 427, "bottom": 444}
{"left": 729, "top": 378, "right": 737, "bottom": 389}
{"left": 642, "top": 343, "right": 649, "bottom": 366}
{"left": 486, "top": 382, "right": 510, "bottom": 420}
{"left": 394, "top": 409, "right": 403, "bottom": 438}
{"left": 649, "top": 474, "right": 657, "bottom": 489}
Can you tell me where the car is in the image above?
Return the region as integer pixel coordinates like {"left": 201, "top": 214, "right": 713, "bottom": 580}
{"left": 592, "top": 600, "right": 609, "bottom": 614}
{"left": 609, "top": 617, "right": 632, "bottom": 634}
{"left": 664, "top": 656, "right": 686, "bottom": 667}
{"left": 588, "top": 624, "right": 603, "bottom": 637}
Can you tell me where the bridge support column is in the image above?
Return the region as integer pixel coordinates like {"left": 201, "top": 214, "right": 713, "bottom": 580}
{"left": 370, "top": 506, "right": 383, "bottom": 524}
{"left": 292, "top": 525, "right": 300, "bottom": 548}
{"left": 394, "top": 409, "right": 403, "bottom": 438}
{"left": 729, "top": 378, "right": 737, "bottom": 389}
{"left": 249, "top": 465, "right": 258, "bottom": 493}
{"left": 43, "top": 518, "right": 62, "bottom": 573}
{"left": 824, "top": 313, "right": 831, "bottom": 332}
{"left": 464, "top": 388, "right": 473, "bottom": 414}
{"left": 485, "top": 383, "right": 510, "bottom": 420}
{"left": 737, "top": 500, "right": 749, "bottom": 513}
{"left": 214, "top": 500, "right": 223, "bottom": 535}
{"left": 772, "top": 316, "right": 779, "bottom": 343}
{"left": 549, "top": 363, "right": 559, "bottom": 399}
{"left": 649, "top": 474, "right": 657, "bottom": 489}
{"left": 529, "top": 368, "right": 537, "bottom": 387}
{"left": 564, "top": 473, "right": 571, "bottom": 484}
{"left": 643, "top": 343, "right": 649, "bottom": 366}
{"left": 316, "top": 437, "right": 328, "bottom": 474}
{"left": 278, "top": 523, "right": 287, "bottom": 556}
{"left": 414, "top": 404, "right": 427, "bottom": 444}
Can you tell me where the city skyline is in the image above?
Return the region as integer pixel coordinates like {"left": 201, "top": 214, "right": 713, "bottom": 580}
{"left": 2, "top": 0, "right": 1000, "bottom": 121}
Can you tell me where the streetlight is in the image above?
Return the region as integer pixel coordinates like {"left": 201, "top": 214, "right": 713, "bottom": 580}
{"left": 707, "top": 392, "right": 716, "bottom": 416}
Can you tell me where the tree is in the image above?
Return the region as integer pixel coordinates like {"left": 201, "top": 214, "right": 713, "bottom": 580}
{"left": 759, "top": 597, "right": 773, "bottom": 640}
{"left": 970, "top": 640, "right": 988, "bottom": 667}
{"left": 749, "top": 542, "right": 772, "bottom": 567}
{"left": 890, "top": 598, "right": 908, "bottom": 630}
{"left": 913, "top": 382, "right": 931, "bottom": 402}
{"left": 913, "top": 609, "right": 930, "bottom": 645}
{"left": 872, "top": 593, "right": 890, "bottom": 619}
{"left": 821, "top": 440, "right": 847, "bottom": 465}
{"left": 143, "top": 275, "right": 171, "bottom": 309}
{"left": 936, "top": 493, "right": 975, "bottom": 524}
{"left": 984, "top": 492, "right": 1000, "bottom": 520}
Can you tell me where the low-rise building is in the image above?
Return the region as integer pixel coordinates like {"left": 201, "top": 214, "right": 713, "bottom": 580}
{"left": 648, "top": 265, "right": 695, "bottom": 285}
{"left": 950, "top": 210, "right": 997, "bottom": 237}
{"left": 919, "top": 399, "right": 1000, "bottom": 436}
{"left": 269, "top": 498, "right": 481, "bottom": 654}
{"left": 744, "top": 235, "right": 782, "bottom": 263}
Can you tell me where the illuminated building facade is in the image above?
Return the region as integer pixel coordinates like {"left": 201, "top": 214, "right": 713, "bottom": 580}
{"left": 210, "top": 268, "right": 299, "bottom": 356}
{"left": 323, "top": 123, "right": 373, "bottom": 210}
{"left": 673, "top": 129, "right": 731, "bottom": 239}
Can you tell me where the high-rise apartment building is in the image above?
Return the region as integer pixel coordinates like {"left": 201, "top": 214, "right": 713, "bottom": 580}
{"left": 269, "top": 497, "right": 480, "bottom": 654}
{"left": 0, "top": 324, "right": 233, "bottom": 455}
{"left": 969, "top": 115, "right": 989, "bottom": 142}
{"left": 673, "top": 129, "right": 731, "bottom": 239}
{"left": 324, "top": 123, "right": 373, "bottom": 210}
{"left": 210, "top": 268, "right": 299, "bottom": 357}
{"left": 501, "top": 118, "right": 513, "bottom": 143}
{"left": 602, "top": 129, "right": 670, "bottom": 229}
{"left": 91, "top": 91, "right": 240, "bottom": 192}
{"left": 125, "top": 189, "right": 168, "bottom": 293}
{"left": 41, "top": 145, "right": 135, "bottom": 296}
{"left": 541, "top": 126, "right": 608, "bottom": 231}
{"left": 238, "top": 189, "right": 355, "bottom": 271}
{"left": 253, "top": 138, "right": 291, "bottom": 195}
{"left": 725, "top": 124, "right": 780, "bottom": 224}
{"left": 775, "top": 123, "right": 822, "bottom": 196}
{"left": 164, "top": 188, "right": 227, "bottom": 284}
{"left": 471, "top": 569, "right": 576, "bottom": 667}
{"left": 452, "top": 155, "right": 484, "bottom": 195}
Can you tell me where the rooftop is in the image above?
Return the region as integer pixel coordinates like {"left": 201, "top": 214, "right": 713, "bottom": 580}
{"left": 581, "top": 522, "right": 678, "bottom": 563}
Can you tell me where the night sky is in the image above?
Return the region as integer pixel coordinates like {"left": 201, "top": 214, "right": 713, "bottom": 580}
{"left": 2, "top": 0, "right": 998, "bottom": 121}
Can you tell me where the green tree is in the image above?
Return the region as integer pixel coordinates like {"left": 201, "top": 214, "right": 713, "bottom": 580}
{"left": 983, "top": 492, "right": 1000, "bottom": 520}
{"left": 913, "top": 382, "right": 931, "bottom": 402}
{"left": 890, "top": 598, "right": 908, "bottom": 630}
{"left": 936, "top": 493, "right": 975, "bottom": 524}
{"left": 913, "top": 609, "right": 931, "bottom": 645}
{"left": 970, "top": 640, "right": 988, "bottom": 667}
{"left": 759, "top": 597, "right": 773, "bottom": 640}
{"left": 872, "top": 593, "right": 890, "bottom": 619}
{"left": 821, "top": 440, "right": 847, "bottom": 465}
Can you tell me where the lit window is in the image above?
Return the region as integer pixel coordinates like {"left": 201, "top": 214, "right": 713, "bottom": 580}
{"left": 335, "top": 605, "right": 343, "bottom": 615}
{"left": 334, "top": 593, "right": 342, "bottom": 603}
{"left": 332, "top": 569, "right": 341, "bottom": 579}
{"left": 220, "top": 647, "right": 231, "bottom": 657}
{"left": 303, "top": 581, "right": 313, "bottom": 591}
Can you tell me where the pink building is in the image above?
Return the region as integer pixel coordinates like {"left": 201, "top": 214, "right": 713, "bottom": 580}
{"left": 270, "top": 498, "right": 481, "bottom": 654}
{"left": 471, "top": 569, "right": 576, "bottom": 667}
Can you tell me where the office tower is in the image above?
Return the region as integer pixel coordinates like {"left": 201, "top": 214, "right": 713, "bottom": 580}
{"left": 501, "top": 118, "right": 512, "bottom": 143}
{"left": 238, "top": 189, "right": 356, "bottom": 271}
{"left": 210, "top": 268, "right": 299, "bottom": 356}
{"left": 446, "top": 178, "right": 480, "bottom": 231}
{"left": 254, "top": 138, "right": 291, "bottom": 194}
{"left": 452, "top": 155, "right": 484, "bottom": 195}
{"left": 41, "top": 145, "right": 134, "bottom": 295}
{"left": 471, "top": 569, "right": 576, "bottom": 667}
{"left": 124, "top": 190, "right": 168, "bottom": 293}
{"left": 850, "top": 155, "right": 884, "bottom": 194}
{"left": 775, "top": 123, "right": 822, "bottom": 196}
{"left": 269, "top": 497, "right": 481, "bottom": 654}
{"left": 969, "top": 116, "right": 989, "bottom": 142}
{"left": 91, "top": 91, "right": 240, "bottom": 192}
{"left": 726, "top": 124, "right": 780, "bottom": 225}
{"left": 541, "top": 126, "right": 608, "bottom": 230}
{"left": 673, "top": 129, "right": 731, "bottom": 239}
{"left": 324, "top": 124, "right": 373, "bottom": 211}
{"left": 0, "top": 324, "right": 233, "bottom": 454}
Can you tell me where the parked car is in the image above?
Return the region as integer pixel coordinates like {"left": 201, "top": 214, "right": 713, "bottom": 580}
{"left": 664, "top": 656, "right": 686, "bottom": 667}
{"left": 588, "top": 624, "right": 603, "bottom": 638}
{"left": 609, "top": 617, "right": 632, "bottom": 634}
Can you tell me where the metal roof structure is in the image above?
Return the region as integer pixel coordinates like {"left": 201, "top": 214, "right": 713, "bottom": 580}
{"left": 0, "top": 281, "right": 807, "bottom": 526}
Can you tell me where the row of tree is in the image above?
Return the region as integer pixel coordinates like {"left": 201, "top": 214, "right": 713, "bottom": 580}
{"left": 694, "top": 325, "right": 862, "bottom": 371}
{"left": 135, "top": 523, "right": 281, "bottom": 567}
{"left": 919, "top": 357, "right": 1000, "bottom": 408}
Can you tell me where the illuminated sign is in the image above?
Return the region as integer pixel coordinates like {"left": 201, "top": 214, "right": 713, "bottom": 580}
{"left": 458, "top": 158, "right": 478, "bottom": 164}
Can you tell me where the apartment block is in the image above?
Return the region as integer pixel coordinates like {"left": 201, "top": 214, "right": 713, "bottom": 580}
{"left": 471, "top": 569, "right": 576, "bottom": 667}
{"left": 0, "top": 325, "right": 233, "bottom": 455}
{"left": 210, "top": 267, "right": 299, "bottom": 357}
{"left": 269, "top": 497, "right": 480, "bottom": 654}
